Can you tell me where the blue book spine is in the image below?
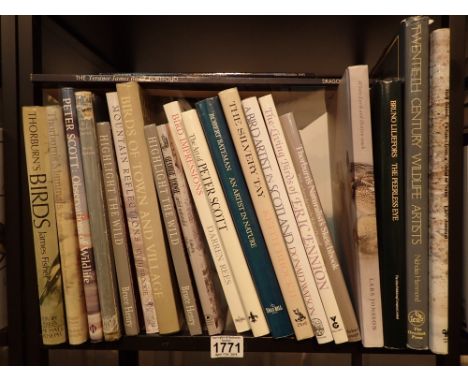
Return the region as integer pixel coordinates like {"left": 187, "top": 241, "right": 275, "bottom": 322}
{"left": 196, "top": 97, "right": 293, "bottom": 338}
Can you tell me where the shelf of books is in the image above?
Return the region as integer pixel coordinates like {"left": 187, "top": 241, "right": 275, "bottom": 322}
{"left": 4, "top": 15, "right": 466, "bottom": 365}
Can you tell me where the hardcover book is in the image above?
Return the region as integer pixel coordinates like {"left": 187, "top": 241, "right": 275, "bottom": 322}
{"left": 76, "top": 91, "right": 121, "bottom": 342}
{"left": 22, "top": 106, "right": 66, "bottom": 345}
{"left": 106, "top": 92, "right": 159, "bottom": 334}
{"left": 332, "top": 65, "right": 384, "bottom": 347}
{"left": 47, "top": 105, "right": 88, "bottom": 345}
{"left": 196, "top": 96, "right": 292, "bottom": 338}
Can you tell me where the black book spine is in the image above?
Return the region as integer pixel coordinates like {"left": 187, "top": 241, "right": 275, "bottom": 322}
{"left": 371, "top": 79, "right": 407, "bottom": 349}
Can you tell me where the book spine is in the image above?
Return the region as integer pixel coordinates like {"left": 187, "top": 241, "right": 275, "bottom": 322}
{"left": 182, "top": 109, "right": 269, "bottom": 337}
{"left": 220, "top": 88, "right": 313, "bottom": 341}
{"left": 145, "top": 122, "right": 202, "bottom": 336}
{"left": 47, "top": 105, "right": 88, "bottom": 345}
{"left": 429, "top": 28, "right": 450, "bottom": 355}
{"left": 164, "top": 100, "right": 250, "bottom": 334}
{"left": 61, "top": 88, "right": 103, "bottom": 342}
{"left": 402, "top": 16, "right": 430, "bottom": 350}
{"left": 97, "top": 121, "right": 140, "bottom": 336}
{"left": 0, "top": 127, "right": 5, "bottom": 330}
{"left": 106, "top": 92, "right": 159, "bottom": 334}
{"left": 279, "top": 112, "right": 349, "bottom": 344}
{"left": 370, "top": 80, "right": 406, "bottom": 349}
{"left": 196, "top": 97, "right": 292, "bottom": 338}
{"left": 22, "top": 106, "right": 66, "bottom": 345}
{"left": 156, "top": 123, "right": 226, "bottom": 336}
{"left": 117, "top": 82, "right": 181, "bottom": 335}
{"left": 254, "top": 95, "right": 332, "bottom": 344}
{"left": 75, "top": 91, "right": 121, "bottom": 342}
{"left": 464, "top": 131, "right": 468, "bottom": 334}
{"left": 241, "top": 96, "right": 329, "bottom": 342}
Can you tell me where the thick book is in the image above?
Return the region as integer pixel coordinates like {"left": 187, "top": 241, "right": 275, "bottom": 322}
{"left": 182, "top": 109, "right": 269, "bottom": 337}
{"left": 75, "top": 91, "right": 122, "bottom": 342}
{"left": 145, "top": 122, "right": 202, "bottom": 336}
{"left": 332, "top": 65, "right": 384, "bottom": 348}
{"left": 116, "top": 82, "right": 182, "bottom": 335}
{"left": 47, "top": 105, "right": 88, "bottom": 345}
{"left": 106, "top": 92, "right": 159, "bottom": 334}
{"left": 156, "top": 123, "right": 226, "bottom": 336}
{"left": 60, "top": 88, "right": 103, "bottom": 342}
{"left": 428, "top": 28, "right": 450, "bottom": 355}
{"left": 196, "top": 96, "right": 292, "bottom": 338}
{"left": 97, "top": 121, "right": 140, "bottom": 336}
{"left": 220, "top": 88, "right": 313, "bottom": 341}
{"left": 401, "top": 16, "right": 431, "bottom": 350}
{"left": 164, "top": 100, "right": 249, "bottom": 334}
{"left": 0, "top": 126, "right": 6, "bottom": 331}
{"left": 280, "top": 111, "right": 353, "bottom": 344}
{"left": 22, "top": 106, "right": 66, "bottom": 345}
{"left": 371, "top": 79, "right": 407, "bottom": 349}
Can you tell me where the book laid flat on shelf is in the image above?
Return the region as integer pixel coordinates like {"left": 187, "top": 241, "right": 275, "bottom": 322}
{"left": 164, "top": 100, "right": 250, "bottom": 334}
{"left": 117, "top": 82, "right": 182, "bottom": 335}
{"left": 371, "top": 79, "right": 407, "bottom": 349}
{"left": 219, "top": 88, "right": 313, "bottom": 341}
{"left": 22, "top": 106, "right": 66, "bottom": 345}
{"left": 106, "top": 92, "right": 159, "bottom": 334}
{"left": 332, "top": 65, "right": 384, "bottom": 348}
{"left": 145, "top": 123, "right": 203, "bottom": 336}
{"left": 196, "top": 96, "right": 292, "bottom": 339}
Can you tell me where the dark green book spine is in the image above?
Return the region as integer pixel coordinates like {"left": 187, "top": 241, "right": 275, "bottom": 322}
{"left": 196, "top": 97, "right": 292, "bottom": 338}
{"left": 371, "top": 79, "right": 407, "bottom": 349}
{"left": 400, "top": 16, "right": 430, "bottom": 349}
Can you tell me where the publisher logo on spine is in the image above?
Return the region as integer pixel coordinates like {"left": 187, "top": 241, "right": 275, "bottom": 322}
{"left": 408, "top": 310, "right": 425, "bottom": 327}
{"left": 311, "top": 319, "right": 325, "bottom": 337}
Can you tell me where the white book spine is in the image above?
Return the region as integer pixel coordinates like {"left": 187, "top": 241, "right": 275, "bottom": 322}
{"left": 276, "top": 111, "right": 348, "bottom": 344}
{"left": 156, "top": 123, "right": 226, "bottom": 336}
{"left": 106, "top": 92, "right": 159, "bottom": 334}
{"left": 182, "top": 109, "right": 269, "bottom": 337}
{"left": 429, "top": 28, "right": 450, "bottom": 355}
{"left": 243, "top": 96, "right": 332, "bottom": 344}
{"left": 164, "top": 101, "right": 250, "bottom": 334}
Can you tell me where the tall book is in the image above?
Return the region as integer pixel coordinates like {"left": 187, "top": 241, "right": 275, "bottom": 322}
{"left": 156, "top": 123, "right": 226, "bottom": 335}
{"left": 220, "top": 87, "right": 313, "bottom": 341}
{"left": 60, "top": 88, "right": 103, "bottom": 342}
{"left": 116, "top": 82, "right": 182, "bottom": 334}
{"left": 0, "top": 126, "right": 6, "bottom": 330}
{"left": 164, "top": 100, "right": 249, "bottom": 334}
{"left": 401, "top": 16, "right": 431, "bottom": 350}
{"left": 97, "top": 121, "right": 140, "bottom": 336}
{"left": 241, "top": 96, "right": 329, "bottom": 342}
{"left": 47, "top": 105, "right": 88, "bottom": 345}
{"left": 370, "top": 79, "right": 406, "bottom": 349}
{"left": 106, "top": 92, "right": 159, "bottom": 334}
{"left": 75, "top": 91, "right": 121, "bottom": 342}
{"left": 145, "top": 122, "right": 202, "bottom": 336}
{"left": 182, "top": 109, "right": 269, "bottom": 337}
{"left": 196, "top": 96, "right": 292, "bottom": 338}
{"left": 332, "top": 65, "right": 384, "bottom": 347}
{"left": 428, "top": 28, "right": 450, "bottom": 355}
{"left": 280, "top": 111, "right": 353, "bottom": 344}
{"left": 22, "top": 106, "right": 66, "bottom": 345}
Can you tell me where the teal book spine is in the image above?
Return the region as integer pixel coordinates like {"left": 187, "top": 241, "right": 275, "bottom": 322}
{"left": 196, "top": 97, "right": 292, "bottom": 338}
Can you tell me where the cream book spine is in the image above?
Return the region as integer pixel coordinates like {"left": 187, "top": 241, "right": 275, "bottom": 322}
{"left": 47, "top": 105, "right": 88, "bottom": 345}
{"left": 117, "top": 82, "right": 181, "bottom": 335}
{"left": 106, "top": 92, "right": 159, "bottom": 334}
{"left": 220, "top": 87, "right": 313, "bottom": 341}
{"left": 242, "top": 96, "right": 332, "bottom": 343}
{"left": 280, "top": 111, "right": 361, "bottom": 342}
{"left": 273, "top": 110, "right": 348, "bottom": 345}
{"left": 22, "top": 106, "right": 66, "bottom": 345}
{"left": 157, "top": 123, "right": 226, "bottom": 336}
{"left": 164, "top": 100, "right": 249, "bottom": 334}
{"left": 182, "top": 109, "right": 269, "bottom": 337}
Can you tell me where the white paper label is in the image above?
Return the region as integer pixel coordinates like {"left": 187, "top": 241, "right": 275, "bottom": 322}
{"left": 210, "top": 335, "right": 244, "bottom": 358}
